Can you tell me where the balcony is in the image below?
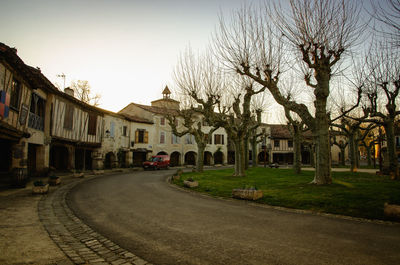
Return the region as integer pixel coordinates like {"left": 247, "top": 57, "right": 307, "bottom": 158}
{"left": 28, "top": 112, "right": 44, "bottom": 131}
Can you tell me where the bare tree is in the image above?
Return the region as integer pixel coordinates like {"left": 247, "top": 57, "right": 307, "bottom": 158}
{"left": 172, "top": 48, "right": 224, "bottom": 172}
{"left": 214, "top": 78, "right": 266, "bottom": 176}
{"left": 166, "top": 109, "right": 219, "bottom": 173}
{"left": 214, "top": 0, "right": 364, "bottom": 184}
{"left": 359, "top": 131, "right": 378, "bottom": 167}
{"left": 331, "top": 132, "right": 348, "bottom": 166}
{"left": 371, "top": 0, "right": 400, "bottom": 47}
{"left": 332, "top": 117, "right": 376, "bottom": 172}
{"left": 285, "top": 108, "right": 307, "bottom": 174}
{"left": 70, "top": 80, "right": 101, "bottom": 106}
{"left": 361, "top": 42, "right": 400, "bottom": 178}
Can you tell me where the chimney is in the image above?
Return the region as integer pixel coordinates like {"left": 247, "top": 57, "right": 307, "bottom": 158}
{"left": 64, "top": 87, "right": 74, "bottom": 97}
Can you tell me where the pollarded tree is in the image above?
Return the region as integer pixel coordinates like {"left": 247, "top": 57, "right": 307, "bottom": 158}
{"left": 361, "top": 42, "right": 400, "bottom": 178}
{"left": 166, "top": 109, "right": 219, "bottom": 173}
{"left": 213, "top": 79, "right": 266, "bottom": 176}
{"left": 285, "top": 108, "right": 307, "bottom": 174}
{"left": 372, "top": 0, "right": 400, "bottom": 47}
{"left": 214, "top": 0, "right": 364, "bottom": 184}
{"left": 172, "top": 48, "right": 224, "bottom": 172}
{"left": 332, "top": 117, "right": 376, "bottom": 172}
{"left": 331, "top": 132, "right": 348, "bottom": 166}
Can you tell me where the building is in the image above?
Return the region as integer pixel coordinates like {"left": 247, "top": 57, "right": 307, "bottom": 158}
{"left": 119, "top": 87, "right": 228, "bottom": 166}
{"left": 0, "top": 43, "right": 55, "bottom": 186}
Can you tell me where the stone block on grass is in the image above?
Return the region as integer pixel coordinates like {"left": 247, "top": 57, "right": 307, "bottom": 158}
{"left": 184, "top": 180, "right": 199, "bottom": 188}
{"left": 232, "top": 189, "right": 263, "bottom": 200}
{"left": 384, "top": 203, "right": 400, "bottom": 221}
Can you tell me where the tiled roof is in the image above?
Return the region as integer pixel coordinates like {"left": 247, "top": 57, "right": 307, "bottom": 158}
{"left": 128, "top": 102, "right": 178, "bottom": 115}
{"left": 268, "top": 124, "right": 313, "bottom": 139}
{"left": 119, "top": 113, "right": 154, "bottom": 124}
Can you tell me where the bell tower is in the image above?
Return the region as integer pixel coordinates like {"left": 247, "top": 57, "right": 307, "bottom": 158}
{"left": 162, "top": 85, "right": 171, "bottom": 99}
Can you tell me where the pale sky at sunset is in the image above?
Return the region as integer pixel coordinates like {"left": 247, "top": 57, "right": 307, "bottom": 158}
{"left": 0, "top": 0, "right": 248, "bottom": 112}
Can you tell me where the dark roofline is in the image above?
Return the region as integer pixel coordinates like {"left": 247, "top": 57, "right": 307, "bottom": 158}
{"left": 0, "top": 42, "right": 105, "bottom": 115}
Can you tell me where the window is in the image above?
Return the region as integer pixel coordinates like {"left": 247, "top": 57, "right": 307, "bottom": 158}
{"left": 28, "top": 93, "right": 45, "bottom": 131}
{"left": 88, "top": 113, "right": 97, "bottom": 135}
{"left": 110, "top": 121, "right": 115, "bottom": 138}
{"left": 185, "top": 134, "right": 195, "bottom": 144}
{"left": 135, "top": 129, "right": 148, "bottom": 143}
{"left": 160, "top": 131, "right": 165, "bottom": 144}
{"left": 205, "top": 134, "right": 212, "bottom": 144}
{"left": 214, "top": 134, "right": 224, "bottom": 145}
{"left": 288, "top": 140, "right": 293, "bottom": 148}
{"left": 160, "top": 117, "right": 165, "bottom": 126}
{"left": 202, "top": 119, "right": 208, "bottom": 126}
{"left": 29, "top": 93, "right": 45, "bottom": 117}
{"left": 10, "top": 79, "right": 21, "bottom": 110}
{"left": 171, "top": 133, "right": 180, "bottom": 144}
{"left": 274, "top": 140, "right": 280, "bottom": 148}
{"left": 122, "top": 126, "right": 127, "bottom": 136}
{"left": 63, "top": 103, "right": 74, "bottom": 130}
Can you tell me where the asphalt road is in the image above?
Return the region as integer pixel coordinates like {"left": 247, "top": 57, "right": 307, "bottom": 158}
{"left": 67, "top": 169, "right": 400, "bottom": 265}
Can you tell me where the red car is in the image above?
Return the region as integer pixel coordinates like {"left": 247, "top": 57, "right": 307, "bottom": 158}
{"left": 143, "top": 155, "right": 170, "bottom": 170}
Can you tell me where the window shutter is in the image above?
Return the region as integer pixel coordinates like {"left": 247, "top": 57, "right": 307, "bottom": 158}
{"left": 222, "top": 135, "right": 224, "bottom": 145}
{"left": 144, "top": 131, "right": 149, "bottom": 143}
{"left": 135, "top": 130, "right": 139, "bottom": 142}
{"left": 110, "top": 122, "right": 115, "bottom": 137}
{"left": 214, "top": 134, "right": 217, "bottom": 144}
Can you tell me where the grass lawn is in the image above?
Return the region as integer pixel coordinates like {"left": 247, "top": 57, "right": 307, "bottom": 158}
{"left": 173, "top": 167, "right": 400, "bottom": 221}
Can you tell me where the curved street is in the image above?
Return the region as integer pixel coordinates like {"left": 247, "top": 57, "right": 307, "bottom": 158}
{"left": 67, "top": 169, "right": 400, "bottom": 265}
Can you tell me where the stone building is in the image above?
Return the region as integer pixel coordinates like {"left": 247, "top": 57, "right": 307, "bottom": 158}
{"left": 0, "top": 43, "right": 55, "bottom": 186}
{"left": 119, "top": 87, "right": 229, "bottom": 166}
{"left": 48, "top": 87, "right": 104, "bottom": 171}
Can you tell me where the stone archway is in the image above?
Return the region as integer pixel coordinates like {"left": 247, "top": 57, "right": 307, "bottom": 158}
{"left": 214, "top": 151, "right": 223, "bottom": 165}
{"left": 228, "top": 151, "right": 235, "bottom": 164}
{"left": 157, "top": 151, "right": 168, "bottom": 156}
{"left": 258, "top": 151, "right": 269, "bottom": 165}
{"left": 185, "top": 151, "right": 197, "bottom": 165}
{"left": 50, "top": 145, "right": 69, "bottom": 170}
{"left": 104, "top": 152, "right": 116, "bottom": 169}
{"left": 204, "top": 151, "right": 213, "bottom": 166}
{"left": 170, "top": 151, "right": 181, "bottom": 167}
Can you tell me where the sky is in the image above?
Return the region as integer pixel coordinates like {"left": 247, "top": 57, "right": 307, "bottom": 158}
{"left": 0, "top": 0, "right": 249, "bottom": 112}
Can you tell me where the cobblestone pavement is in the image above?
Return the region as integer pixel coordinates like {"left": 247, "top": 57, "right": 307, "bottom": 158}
{"left": 38, "top": 177, "right": 151, "bottom": 265}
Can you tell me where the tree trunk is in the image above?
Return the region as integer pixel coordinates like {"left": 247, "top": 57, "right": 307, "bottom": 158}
{"left": 251, "top": 136, "right": 258, "bottom": 168}
{"left": 234, "top": 138, "right": 246, "bottom": 177}
{"left": 384, "top": 120, "right": 399, "bottom": 179}
{"left": 355, "top": 139, "right": 360, "bottom": 169}
{"left": 310, "top": 143, "right": 315, "bottom": 168}
{"left": 349, "top": 134, "right": 357, "bottom": 172}
{"left": 196, "top": 143, "right": 206, "bottom": 173}
{"left": 293, "top": 133, "right": 302, "bottom": 174}
{"left": 244, "top": 136, "right": 249, "bottom": 170}
{"left": 366, "top": 145, "right": 372, "bottom": 167}
{"left": 340, "top": 147, "right": 346, "bottom": 166}
{"left": 311, "top": 117, "right": 332, "bottom": 185}
{"left": 234, "top": 141, "right": 240, "bottom": 176}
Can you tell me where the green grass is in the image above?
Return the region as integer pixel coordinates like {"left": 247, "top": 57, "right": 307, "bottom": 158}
{"left": 174, "top": 168, "right": 400, "bottom": 221}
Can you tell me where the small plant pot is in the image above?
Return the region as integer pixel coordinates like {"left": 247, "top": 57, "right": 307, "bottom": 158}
{"left": 74, "top": 172, "right": 84, "bottom": 178}
{"left": 184, "top": 180, "right": 199, "bottom": 188}
{"left": 232, "top": 189, "right": 263, "bottom": 200}
{"left": 48, "top": 177, "right": 61, "bottom": 186}
{"left": 32, "top": 184, "right": 49, "bottom": 194}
